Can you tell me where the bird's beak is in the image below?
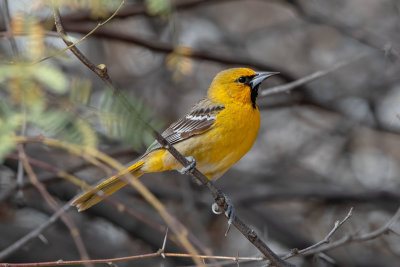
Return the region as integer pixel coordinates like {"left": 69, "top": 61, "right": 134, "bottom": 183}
{"left": 250, "top": 71, "right": 280, "bottom": 89}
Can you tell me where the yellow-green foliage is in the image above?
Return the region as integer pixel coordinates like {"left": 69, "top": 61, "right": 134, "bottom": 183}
{"left": 145, "top": 0, "right": 171, "bottom": 17}
{"left": 100, "top": 89, "right": 165, "bottom": 150}
{"left": 35, "top": 0, "right": 121, "bottom": 19}
{"left": 0, "top": 3, "right": 161, "bottom": 161}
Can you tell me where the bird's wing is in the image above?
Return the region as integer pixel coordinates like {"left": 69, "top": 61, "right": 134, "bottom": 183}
{"left": 144, "top": 98, "right": 225, "bottom": 154}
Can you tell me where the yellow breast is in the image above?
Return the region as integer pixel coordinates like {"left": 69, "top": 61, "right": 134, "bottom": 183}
{"left": 196, "top": 102, "right": 260, "bottom": 179}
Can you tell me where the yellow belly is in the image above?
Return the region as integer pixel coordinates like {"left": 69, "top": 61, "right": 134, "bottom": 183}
{"left": 141, "top": 103, "right": 260, "bottom": 180}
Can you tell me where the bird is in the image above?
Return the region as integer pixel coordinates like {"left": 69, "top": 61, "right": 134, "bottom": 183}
{"left": 71, "top": 68, "right": 278, "bottom": 216}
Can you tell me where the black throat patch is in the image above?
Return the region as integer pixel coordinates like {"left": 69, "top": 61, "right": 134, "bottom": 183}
{"left": 250, "top": 84, "right": 259, "bottom": 109}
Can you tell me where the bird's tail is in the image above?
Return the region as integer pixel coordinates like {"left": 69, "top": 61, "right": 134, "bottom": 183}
{"left": 71, "top": 161, "right": 145, "bottom": 211}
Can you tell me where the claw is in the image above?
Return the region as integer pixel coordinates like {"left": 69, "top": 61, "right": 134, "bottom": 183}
{"left": 179, "top": 156, "right": 196, "bottom": 174}
{"left": 212, "top": 202, "right": 222, "bottom": 214}
{"left": 211, "top": 194, "right": 236, "bottom": 236}
{"left": 224, "top": 195, "right": 235, "bottom": 236}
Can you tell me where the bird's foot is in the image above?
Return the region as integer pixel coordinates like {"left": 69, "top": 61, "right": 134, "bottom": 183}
{"left": 212, "top": 194, "right": 235, "bottom": 236}
{"left": 179, "top": 156, "right": 196, "bottom": 174}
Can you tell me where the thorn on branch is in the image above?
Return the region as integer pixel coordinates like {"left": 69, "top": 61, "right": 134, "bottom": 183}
{"left": 161, "top": 228, "right": 168, "bottom": 259}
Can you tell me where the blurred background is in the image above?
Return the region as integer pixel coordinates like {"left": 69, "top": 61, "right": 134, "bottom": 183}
{"left": 1, "top": 0, "right": 400, "bottom": 266}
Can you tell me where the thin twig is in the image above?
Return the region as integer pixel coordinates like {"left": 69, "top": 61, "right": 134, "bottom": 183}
{"left": 14, "top": 135, "right": 204, "bottom": 267}
{"left": 290, "top": 207, "right": 400, "bottom": 257}
{"left": 0, "top": 201, "right": 72, "bottom": 260}
{"left": 260, "top": 53, "right": 369, "bottom": 97}
{"left": 2, "top": 0, "right": 25, "bottom": 203}
{"left": 51, "top": 7, "right": 293, "bottom": 267}
{"left": 57, "top": 0, "right": 236, "bottom": 22}
{"left": 4, "top": 153, "right": 213, "bottom": 262}
{"left": 1, "top": 0, "right": 19, "bottom": 56}
{"left": 31, "top": 0, "right": 126, "bottom": 65}
{"left": 15, "top": 146, "right": 93, "bottom": 267}
{"left": 283, "top": 207, "right": 353, "bottom": 260}
{"left": 59, "top": 23, "right": 297, "bottom": 84}
{"left": 286, "top": 0, "right": 399, "bottom": 60}
{"left": 0, "top": 251, "right": 267, "bottom": 267}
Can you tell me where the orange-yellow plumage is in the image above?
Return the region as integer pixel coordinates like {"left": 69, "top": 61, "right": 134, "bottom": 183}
{"left": 72, "top": 68, "right": 276, "bottom": 211}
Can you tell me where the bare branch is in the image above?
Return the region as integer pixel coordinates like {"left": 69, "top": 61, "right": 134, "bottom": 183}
{"left": 283, "top": 207, "right": 353, "bottom": 260}
{"left": 46, "top": 0, "right": 238, "bottom": 23}
{"left": 4, "top": 153, "right": 213, "bottom": 260}
{"left": 32, "top": 0, "right": 126, "bottom": 65}
{"left": 1, "top": 0, "right": 25, "bottom": 204}
{"left": 0, "top": 201, "right": 72, "bottom": 261}
{"left": 14, "top": 146, "right": 92, "bottom": 267}
{"left": 286, "top": 0, "right": 400, "bottom": 60}
{"left": 58, "top": 23, "right": 297, "bottom": 84}
{"left": 0, "top": 251, "right": 268, "bottom": 267}
{"left": 292, "top": 207, "right": 400, "bottom": 257}
{"left": 1, "top": 0, "right": 18, "bottom": 56}
{"left": 260, "top": 53, "right": 369, "bottom": 97}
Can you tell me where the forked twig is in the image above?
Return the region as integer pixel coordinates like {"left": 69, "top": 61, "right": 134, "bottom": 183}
{"left": 283, "top": 207, "right": 353, "bottom": 260}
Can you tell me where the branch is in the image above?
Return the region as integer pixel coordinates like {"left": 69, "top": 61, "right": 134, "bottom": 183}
{"left": 0, "top": 251, "right": 268, "bottom": 267}
{"left": 52, "top": 7, "right": 293, "bottom": 267}
{"left": 260, "top": 53, "right": 369, "bottom": 97}
{"left": 32, "top": 0, "right": 126, "bottom": 65}
{"left": 58, "top": 23, "right": 297, "bottom": 84}
{"left": 1, "top": 0, "right": 25, "bottom": 204}
{"left": 286, "top": 0, "right": 399, "bottom": 61}
{"left": 14, "top": 135, "right": 204, "bottom": 266}
{"left": 285, "top": 207, "right": 400, "bottom": 258}
{"left": 1, "top": 0, "right": 19, "bottom": 56}
{"left": 57, "top": 0, "right": 236, "bottom": 22}
{"left": 5, "top": 153, "right": 213, "bottom": 259}
{"left": 283, "top": 207, "right": 353, "bottom": 260}
{"left": 305, "top": 206, "right": 400, "bottom": 256}
{"left": 234, "top": 187, "right": 400, "bottom": 205}
{"left": 14, "top": 146, "right": 93, "bottom": 267}
{"left": 0, "top": 201, "right": 72, "bottom": 261}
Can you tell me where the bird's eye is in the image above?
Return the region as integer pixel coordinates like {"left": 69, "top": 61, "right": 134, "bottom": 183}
{"left": 237, "top": 76, "right": 247, "bottom": 83}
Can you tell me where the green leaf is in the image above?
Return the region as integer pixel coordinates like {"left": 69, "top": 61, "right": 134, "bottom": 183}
{"left": 145, "top": 0, "right": 171, "bottom": 16}
{"left": 31, "top": 110, "right": 98, "bottom": 148}
{"left": 33, "top": 65, "right": 68, "bottom": 93}
{"left": 0, "top": 66, "right": 13, "bottom": 83}
{"left": 99, "top": 89, "right": 164, "bottom": 150}
{"left": 32, "top": 110, "right": 71, "bottom": 134}
{"left": 0, "top": 134, "right": 16, "bottom": 163}
{"left": 70, "top": 78, "right": 92, "bottom": 105}
{"left": 0, "top": 101, "right": 21, "bottom": 162}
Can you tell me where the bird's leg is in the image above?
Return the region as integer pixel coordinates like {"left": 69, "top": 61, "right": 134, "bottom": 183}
{"left": 212, "top": 193, "right": 235, "bottom": 236}
{"left": 179, "top": 156, "right": 196, "bottom": 174}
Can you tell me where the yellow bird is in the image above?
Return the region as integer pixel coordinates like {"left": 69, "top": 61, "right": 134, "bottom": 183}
{"left": 72, "top": 68, "right": 278, "bottom": 212}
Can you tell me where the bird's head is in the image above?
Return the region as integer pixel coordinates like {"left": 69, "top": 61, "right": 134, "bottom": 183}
{"left": 208, "top": 68, "right": 279, "bottom": 109}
